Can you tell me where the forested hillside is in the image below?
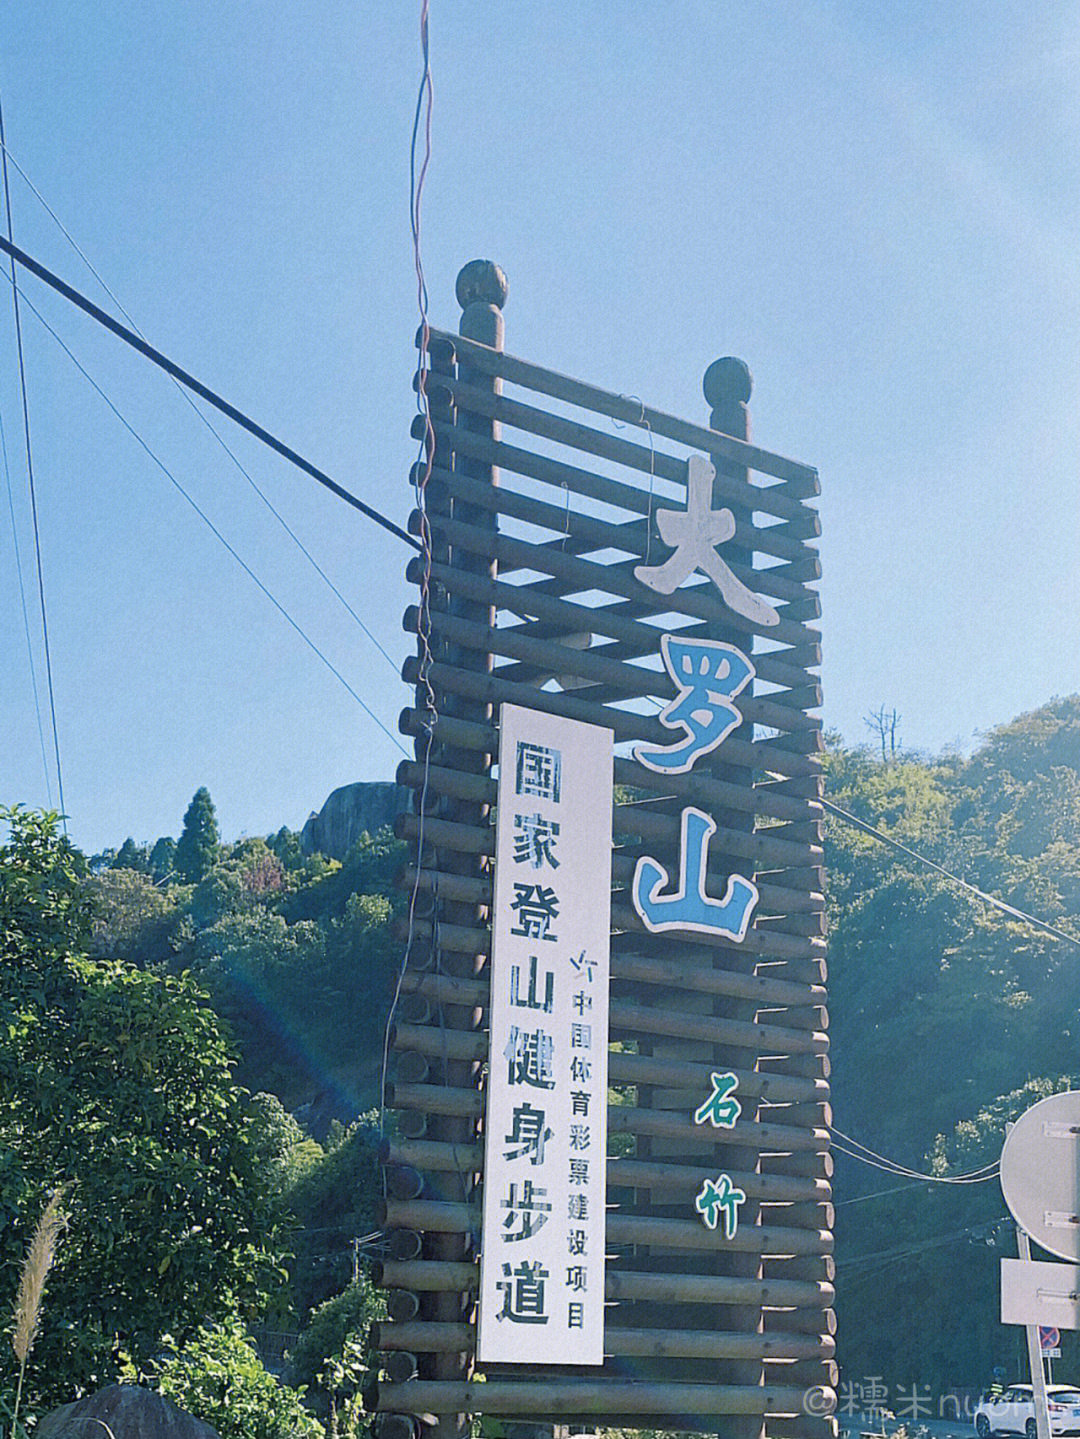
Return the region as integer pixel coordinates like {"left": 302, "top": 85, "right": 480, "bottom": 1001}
{"left": 827, "top": 696, "right": 1080, "bottom": 1398}
{"left": 3, "top": 695, "right": 1079, "bottom": 1422}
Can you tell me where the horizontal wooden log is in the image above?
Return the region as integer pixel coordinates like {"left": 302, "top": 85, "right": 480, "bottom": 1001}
{"left": 423, "top": 456, "right": 818, "bottom": 573}
{"left": 761, "top": 1150, "right": 833, "bottom": 1180}
{"left": 371, "top": 1318, "right": 834, "bottom": 1364}
{"left": 384, "top": 1350, "right": 419, "bottom": 1384}
{"left": 408, "top": 602, "right": 821, "bottom": 739}
{"left": 387, "top": 1289, "right": 421, "bottom": 1323}
{"left": 609, "top": 906, "right": 825, "bottom": 963}
{"left": 370, "top": 1376, "right": 815, "bottom": 1419}
{"left": 752, "top": 955, "right": 828, "bottom": 988}
{"left": 386, "top": 1031, "right": 829, "bottom": 1108}
{"left": 765, "top": 1417, "right": 839, "bottom": 1439}
{"left": 378, "top": 1139, "right": 834, "bottom": 1211}
{"left": 761, "top": 1358, "right": 839, "bottom": 1390}
{"left": 394, "top": 809, "right": 491, "bottom": 857}
{"left": 406, "top": 557, "right": 820, "bottom": 694}
{"left": 386, "top": 1081, "right": 827, "bottom": 1154}
{"left": 395, "top": 908, "right": 824, "bottom": 973}
{"left": 394, "top": 765, "right": 822, "bottom": 873}
{"left": 522, "top": 573, "right": 823, "bottom": 672}
{"left": 381, "top": 1199, "right": 832, "bottom": 1258}
{"left": 400, "top": 856, "right": 824, "bottom": 931}
{"left": 405, "top": 499, "right": 822, "bottom": 650}
{"left": 387, "top": 1229, "right": 424, "bottom": 1261}
{"left": 393, "top": 968, "right": 828, "bottom": 1055}
{"left": 421, "top": 328, "right": 821, "bottom": 496}
{"left": 396, "top": 805, "right": 828, "bottom": 915}
{"left": 372, "top": 1320, "right": 472, "bottom": 1354}
{"left": 763, "top": 1254, "right": 836, "bottom": 1285}
{"left": 380, "top": 1134, "right": 482, "bottom": 1172}
{"left": 494, "top": 641, "right": 822, "bottom": 707}
{"left": 763, "top": 1305, "right": 837, "bottom": 1337}
{"left": 761, "top": 1201, "right": 835, "bottom": 1230}
{"left": 374, "top": 1259, "right": 832, "bottom": 1311}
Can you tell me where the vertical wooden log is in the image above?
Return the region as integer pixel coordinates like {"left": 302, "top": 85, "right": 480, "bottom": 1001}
{"left": 421, "top": 260, "right": 508, "bottom": 1439}
{"left": 704, "top": 357, "right": 765, "bottom": 1439}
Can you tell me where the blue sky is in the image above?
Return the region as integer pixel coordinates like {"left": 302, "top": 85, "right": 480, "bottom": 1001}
{"left": 1, "top": 3, "right": 1077, "bottom": 854}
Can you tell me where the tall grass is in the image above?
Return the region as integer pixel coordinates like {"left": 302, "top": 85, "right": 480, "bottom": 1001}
{"left": 10, "top": 1189, "right": 67, "bottom": 1436}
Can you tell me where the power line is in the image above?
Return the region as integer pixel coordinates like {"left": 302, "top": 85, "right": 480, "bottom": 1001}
{"left": 9, "top": 274, "right": 408, "bottom": 760}
{"left": 836, "top": 1180, "right": 932, "bottom": 1206}
{"left": 0, "top": 399, "right": 51, "bottom": 802}
{"left": 830, "top": 1127, "right": 999, "bottom": 1185}
{"left": 0, "top": 232, "right": 420, "bottom": 553}
{"left": 0, "top": 136, "right": 399, "bottom": 678}
{"left": 822, "top": 794, "right": 1080, "bottom": 949}
{"left": 383, "top": 0, "right": 438, "bottom": 1160}
{"left": 0, "top": 96, "right": 66, "bottom": 828}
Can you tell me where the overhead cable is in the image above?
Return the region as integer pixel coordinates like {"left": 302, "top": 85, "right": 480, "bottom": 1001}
{"left": 0, "top": 97, "right": 66, "bottom": 827}
{"left": 830, "top": 1126, "right": 999, "bottom": 1184}
{"left": 0, "top": 400, "right": 52, "bottom": 802}
{"left": 836, "top": 1180, "right": 933, "bottom": 1206}
{"left": 383, "top": 0, "right": 437, "bottom": 1154}
{"left": 10, "top": 277, "right": 408, "bottom": 759}
{"left": 822, "top": 793, "right": 1080, "bottom": 949}
{"left": 0, "top": 233, "right": 420, "bottom": 553}
{"left": 0, "top": 137, "right": 399, "bottom": 677}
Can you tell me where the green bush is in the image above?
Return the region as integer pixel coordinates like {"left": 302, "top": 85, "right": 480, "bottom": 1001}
{"left": 147, "top": 1321, "right": 323, "bottom": 1439}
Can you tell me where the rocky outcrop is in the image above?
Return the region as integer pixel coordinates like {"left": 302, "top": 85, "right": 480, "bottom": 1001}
{"left": 300, "top": 780, "right": 410, "bottom": 859}
{"left": 37, "top": 1386, "right": 219, "bottom": 1439}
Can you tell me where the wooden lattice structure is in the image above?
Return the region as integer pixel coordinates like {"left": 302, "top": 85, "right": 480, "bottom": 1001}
{"left": 371, "top": 260, "right": 835, "bottom": 1439}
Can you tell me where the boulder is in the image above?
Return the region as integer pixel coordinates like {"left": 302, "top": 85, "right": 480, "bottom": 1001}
{"left": 37, "top": 1386, "right": 219, "bottom": 1439}
{"left": 300, "top": 781, "right": 409, "bottom": 859}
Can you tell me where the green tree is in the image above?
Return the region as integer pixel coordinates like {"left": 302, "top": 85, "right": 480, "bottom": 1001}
{"left": 149, "top": 835, "right": 177, "bottom": 882}
{"left": 0, "top": 806, "right": 284, "bottom": 1406}
{"left": 111, "top": 837, "right": 148, "bottom": 872}
{"left": 175, "top": 787, "right": 220, "bottom": 883}
{"left": 86, "top": 866, "right": 179, "bottom": 964}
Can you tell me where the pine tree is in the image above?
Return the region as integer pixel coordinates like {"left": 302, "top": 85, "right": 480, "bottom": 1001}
{"left": 148, "top": 836, "right": 177, "bottom": 882}
{"left": 174, "top": 788, "right": 219, "bottom": 884}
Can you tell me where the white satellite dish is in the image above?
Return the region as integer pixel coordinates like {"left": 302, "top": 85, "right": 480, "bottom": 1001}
{"left": 1001, "top": 1092, "right": 1080, "bottom": 1262}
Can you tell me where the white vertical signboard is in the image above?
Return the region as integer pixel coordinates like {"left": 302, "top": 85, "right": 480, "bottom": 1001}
{"left": 478, "top": 703, "right": 613, "bottom": 1365}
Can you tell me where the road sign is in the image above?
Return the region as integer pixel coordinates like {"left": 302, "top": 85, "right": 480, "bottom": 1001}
{"left": 1001, "top": 1092, "right": 1080, "bottom": 1261}
{"left": 1002, "top": 1261, "right": 1080, "bottom": 1329}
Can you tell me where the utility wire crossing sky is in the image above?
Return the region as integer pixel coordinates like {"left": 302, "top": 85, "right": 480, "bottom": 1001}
{"left": 0, "top": 4, "right": 1076, "bottom": 854}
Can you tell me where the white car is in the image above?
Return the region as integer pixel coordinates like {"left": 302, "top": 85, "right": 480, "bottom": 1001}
{"left": 975, "top": 1385, "right": 1080, "bottom": 1438}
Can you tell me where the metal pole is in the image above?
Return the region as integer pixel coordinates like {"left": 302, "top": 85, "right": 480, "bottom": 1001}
{"left": 1017, "top": 1228, "right": 1052, "bottom": 1439}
